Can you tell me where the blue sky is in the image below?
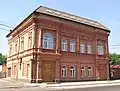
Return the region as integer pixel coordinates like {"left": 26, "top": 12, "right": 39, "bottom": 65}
{"left": 0, "top": 0, "right": 120, "bottom": 54}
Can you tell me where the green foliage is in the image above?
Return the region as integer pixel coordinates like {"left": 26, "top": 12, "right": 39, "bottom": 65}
{"left": 109, "top": 53, "right": 120, "bottom": 65}
{"left": 0, "top": 53, "right": 7, "bottom": 65}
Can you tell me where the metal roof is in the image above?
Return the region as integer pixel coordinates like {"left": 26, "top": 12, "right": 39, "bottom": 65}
{"left": 6, "top": 6, "right": 110, "bottom": 38}
{"left": 35, "top": 6, "right": 110, "bottom": 31}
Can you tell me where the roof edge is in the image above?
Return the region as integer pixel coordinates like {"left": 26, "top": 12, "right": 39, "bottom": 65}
{"left": 6, "top": 6, "right": 44, "bottom": 38}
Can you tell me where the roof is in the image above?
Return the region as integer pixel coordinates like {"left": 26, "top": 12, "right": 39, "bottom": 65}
{"left": 6, "top": 6, "right": 110, "bottom": 37}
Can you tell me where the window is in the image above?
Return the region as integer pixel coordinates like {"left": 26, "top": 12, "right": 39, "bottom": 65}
{"left": 97, "top": 42, "right": 104, "bottom": 55}
{"left": 14, "top": 65, "right": 16, "bottom": 76}
{"left": 20, "top": 58, "right": 22, "bottom": 70}
{"left": 22, "top": 63, "right": 25, "bottom": 76}
{"left": 81, "top": 67, "right": 86, "bottom": 77}
{"left": 70, "top": 40, "right": 75, "bottom": 52}
{"left": 80, "top": 42, "right": 85, "bottom": 53}
{"left": 27, "top": 64, "right": 30, "bottom": 77}
{"left": 21, "top": 37, "right": 24, "bottom": 50}
{"left": 28, "top": 32, "right": 32, "bottom": 49}
{"left": 43, "top": 32, "right": 54, "bottom": 49}
{"left": 61, "top": 66, "right": 66, "bottom": 77}
{"left": 87, "top": 42, "right": 92, "bottom": 54}
{"left": 15, "top": 42, "right": 18, "bottom": 53}
{"left": 88, "top": 67, "right": 92, "bottom": 77}
{"left": 9, "top": 44, "right": 12, "bottom": 56}
{"left": 61, "top": 39, "right": 67, "bottom": 51}
{"left": 70, "top": 66, "right": 76, "bottom": 77}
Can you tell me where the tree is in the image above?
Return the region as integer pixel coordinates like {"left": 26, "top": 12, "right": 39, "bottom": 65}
{"left": 109, "top": 53, "right": 120, "bottom": 65}
{"left": 0, "top": 53, "right": 7, "bottom": 65}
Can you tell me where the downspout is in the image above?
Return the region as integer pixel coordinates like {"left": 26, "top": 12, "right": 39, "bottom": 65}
{"left": 16, "top": 30, "right": 20, "bottom": 80}
{"left": 32, "top": 17, "right": 38, "bottom": 83}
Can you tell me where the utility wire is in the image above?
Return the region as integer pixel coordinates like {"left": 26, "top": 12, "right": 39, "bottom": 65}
{"left": 0, "top": 23, "right": 12, "bottom": 28}
{"left": 0, "top": 28, "right": 10, "bottom": 32}
{"left": 109, "top": 45, "right": 120, "bottom": 46}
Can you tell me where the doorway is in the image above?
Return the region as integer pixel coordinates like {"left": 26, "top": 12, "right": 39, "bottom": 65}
{"left": 43, "top": 61, "right": 55, "bottom": 82}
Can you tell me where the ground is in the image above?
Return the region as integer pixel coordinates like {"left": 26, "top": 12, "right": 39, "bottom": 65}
{"left": 0, "top": 85, "right": 120, "bottom": 91}
{"left": 1, "top": 78, "right": 120, "bottom": 91}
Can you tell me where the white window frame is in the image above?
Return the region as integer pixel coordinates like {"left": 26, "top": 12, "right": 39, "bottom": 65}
{"left": 62, "top": 39, "right": 67, "bottom": 51}
{"left": 81, "top": 67, "right": 86, "bottom": 77}
{"left": 43, "top": 32, "right": 54, "bottom": 49}
{"left": 88, "top": 67, "right": 92, "bottom": 77}
{"left": 97, "top": 42, "right": 104, "bottom": 55}
{"left": 70, "top": 40, "right": 75, "bottom": 52}
{"left": 80, "top": 42, "right": 85, "bottom": 53}
{"left": 70, "top": 66, "right": 76, "bottom": 77}
{"left": 61, "top": 66, "right": 66, "bottom": 77}
{"left": 87, "top": 43, "right": 92, "bottom": 54}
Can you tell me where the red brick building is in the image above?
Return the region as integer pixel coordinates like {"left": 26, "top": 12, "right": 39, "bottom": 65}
{"left": 6, "top": 6, "right": 110, "bottom": 83}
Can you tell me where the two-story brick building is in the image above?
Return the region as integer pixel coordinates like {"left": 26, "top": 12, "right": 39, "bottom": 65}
{"left": 6, "top": 6, "right": 110, "bottom": 83}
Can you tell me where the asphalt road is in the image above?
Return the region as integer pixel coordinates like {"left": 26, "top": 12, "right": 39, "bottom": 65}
{"left": 55, "top": 85, "right": 120, "bottom": 91}
{"left": 1, "top": 85, "right": 120, "bottom": 91}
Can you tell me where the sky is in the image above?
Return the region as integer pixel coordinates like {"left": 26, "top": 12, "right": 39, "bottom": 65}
{"left": 0, "top": 0, "right": 120, "bottom": 54}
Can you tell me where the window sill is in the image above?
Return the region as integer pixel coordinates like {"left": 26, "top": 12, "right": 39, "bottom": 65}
{"left": 70, "top": 76, "right": 76, "bottom": 77}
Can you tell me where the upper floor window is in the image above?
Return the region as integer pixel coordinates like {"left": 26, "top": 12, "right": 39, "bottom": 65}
{"left": 9, "top": 44, "right": 12, "bottom": 56}
{"left": 87, "top": 42, "right": 92, "bottom": 54}
{"left": 28, "top": 32, "right": 32, "bottom": 49}
{"left": 61, "top": 39, "right": 67, "bottom": 51}
{"left": 21, "top": 37, "right": 24, "bottom": 50}
{"left": 70, "top": 40, "right": 75, "bottom": 52}
{"left": 97, "top": 41, "right": 104, "bottom": 55}
{"left": 70, "top": 66, "right": 76, "bottom": 77}
{"left": 61, "top": 66, "right": 66, "bottom": 77}
{"left": 88, "top": 67, "right": 92, "bottom": 77}
{"left": 43, "top": 32, "right": 54, "bottom": 49}
{"left": 80, "top": 41, "right": 85, "bottom": 53}
{"left": 81, "top": 67, "right": 86, "bottom": 77}
{"left": 15, "top": 42, "right": 18, "bottom": 53}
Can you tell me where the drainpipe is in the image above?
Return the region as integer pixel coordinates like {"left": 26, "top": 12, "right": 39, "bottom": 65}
{"left": 16, "top": 30, "right": 20, "bottom": 80}
{"left": 32, "top": 18, "right": 38, "bottom": 83}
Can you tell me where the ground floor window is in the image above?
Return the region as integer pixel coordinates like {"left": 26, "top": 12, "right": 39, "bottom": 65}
{"left": 61, "top": 66, "right": 66, "bottom": 77}
{"left": 88, "top": 67, "right": 92, "bottom": 77}
{"left": 81, "top": 67, "right": 86, "bottom": 77}
{"left": 70, "top": 66, "right": 76, "bottom": 77}
{"left": 14, "top": 65, "right": 16, "bottom": 76}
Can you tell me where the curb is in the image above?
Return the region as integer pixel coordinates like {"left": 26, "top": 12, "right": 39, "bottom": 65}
{"left": 47, "top": 83, "right": 120, "bottom": 90}
{"left": 46, "top": 81, "right": 120, "bottom": 88}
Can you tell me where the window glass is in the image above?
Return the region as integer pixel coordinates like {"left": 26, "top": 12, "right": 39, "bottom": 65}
{"left": 80, "top": 42, "right": 85, "bottom": 53}
{"left": 70, "top": 66, "right": 76, "bottom": 77}
{"left": 97, "top": 42, "right": 104, "bottom": 55}
{"left": 81, "top": 67, "right": 86, "bottom": 77}
{"left": 61, "top": 66, "right": 66, "bottom": 77}
{"left": 62, "top": 39, "right": 67, "bottom": 51}
{"left": 43, "top": 32, "right": 54, "bottom": 49}
{"left": 70, "top": 40, "right": 75, "bottom": 52}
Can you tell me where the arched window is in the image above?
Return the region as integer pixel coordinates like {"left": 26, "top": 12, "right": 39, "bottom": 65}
{"left": 97, "top": 42, "right": 104, "bottom": 55}
{"left": 61, "top": 66, "right": 66, "bottom": 77}
{"left": 43, "top": 32, "right": 54, "bottom": 49}
{"left": 70, "top": 66, "right": 76, "bottom": 77}
{"left": 88, "top": 67, "right": 92, "bottom": 77}
{"left": 81, "top": 67, "right": 86, "bottom": 77}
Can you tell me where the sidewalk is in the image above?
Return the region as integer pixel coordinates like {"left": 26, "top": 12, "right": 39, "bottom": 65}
{"left": 2, "top": 78, "right": 120, "bottom": 89}
{"left": 45, "top": 80, "right": 120, "bottom": 87}
{"left": 0, "top": 79, "right": 24, "bottom": 89}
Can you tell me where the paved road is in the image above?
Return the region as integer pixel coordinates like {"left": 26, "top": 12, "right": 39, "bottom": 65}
{"left": 0, "top": 85, "right": 120, "bottom": 91}
{"left": 54, "top": 85, "right": 120, "bottom": 91}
